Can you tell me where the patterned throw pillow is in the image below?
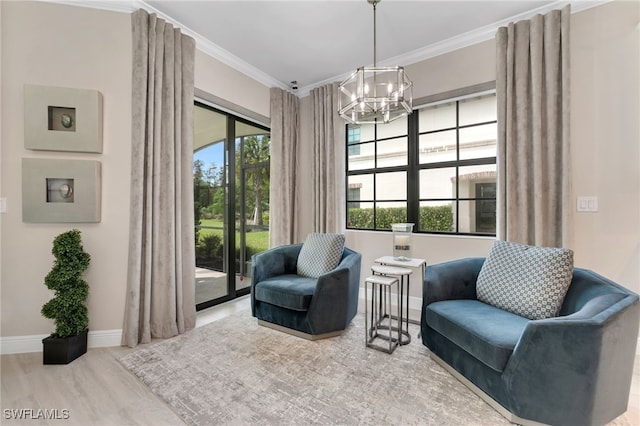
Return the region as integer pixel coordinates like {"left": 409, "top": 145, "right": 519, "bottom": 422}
{"left": 297, "top": 233, "right": 345, "bottom": 278}
{"left": 476, "top": 240, "right": 574, "bottom": 320}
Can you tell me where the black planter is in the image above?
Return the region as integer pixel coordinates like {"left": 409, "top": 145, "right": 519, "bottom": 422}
{"left": 42, "top": 329, "right": 88, "bottom": 365}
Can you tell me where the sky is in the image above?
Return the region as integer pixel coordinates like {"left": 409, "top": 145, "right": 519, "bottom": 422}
{"left": 194, "top": 142, "right": 224, "bottom": 170}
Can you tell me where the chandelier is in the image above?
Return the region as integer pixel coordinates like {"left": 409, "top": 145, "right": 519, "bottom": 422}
{"left": 338, "top": 0, "right": 413, "bottom": 124}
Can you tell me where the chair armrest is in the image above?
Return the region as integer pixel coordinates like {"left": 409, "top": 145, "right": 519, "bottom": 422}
{"left": 307, "top": 267, "right": 350, "bottom": 333}
{"left": 307, "top": 251, "right": 362, "bottom": 333}
{"left": 423, "top": 257, "right": 485, "bottom": 306}
{"left": 502, "top": 295, "right": 640, "bottom": 425}
{"left": 250, "top": 244, "right": 302, "bottom": 315}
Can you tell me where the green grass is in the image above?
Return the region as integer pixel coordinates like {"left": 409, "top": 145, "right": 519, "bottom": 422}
{"left": 198, "top": 219, "right": 269, "bottom": 254}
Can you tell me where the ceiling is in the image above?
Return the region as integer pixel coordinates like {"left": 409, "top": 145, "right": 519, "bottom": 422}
{"left": 141, "top": 0, "right": 592, "bottom": 94}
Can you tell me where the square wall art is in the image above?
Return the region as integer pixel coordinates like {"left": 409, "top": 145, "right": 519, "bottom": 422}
{"left": 24, "top": 84, "right": 103, "bottom": 153}
{"left": 22, "top": 158, "right": 101, "bottom": 223}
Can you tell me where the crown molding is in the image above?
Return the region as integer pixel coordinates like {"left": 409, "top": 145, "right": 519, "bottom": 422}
{"left": 384, "top": 0, "right": 609, "bottom": 68}
{"left": 135, "top": 0, "right": 289, "bottom": 90}
{"left": 37, "top": 0, "right": 289, "bottom": 90}
{"left": 296, "top": 0, "right": 611, "bottom": 97}
{"left": 38, "top": 0, "right": 610, "bottom": 97}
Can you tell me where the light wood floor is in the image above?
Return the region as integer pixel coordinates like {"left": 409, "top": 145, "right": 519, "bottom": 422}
{"left": 2, "top": 296, "right": 638, "bottom": 425}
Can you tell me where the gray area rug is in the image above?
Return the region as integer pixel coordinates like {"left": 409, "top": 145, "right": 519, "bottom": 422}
{"left": 119, "top": 310, "right": 511, "bottom": 425}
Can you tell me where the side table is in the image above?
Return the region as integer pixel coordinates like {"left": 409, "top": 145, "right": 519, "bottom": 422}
{"left": 364, "top": 274, "right": 400, "bottom": 354}
{"left": 373, "top": 256, "right": 427, "bottom": 343}
{"left": 370, "top": 264, "right": 413, "bottom": 345}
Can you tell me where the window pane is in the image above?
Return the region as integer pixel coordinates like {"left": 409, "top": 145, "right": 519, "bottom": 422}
{"left": 348, "top": 174, "right": 373, "bottom": 201}
{"left": 348, "top": 141, "right": 374, "bottom": 171}
{"left": 378, "top": 137, "right": 407, "bottom": 167}
{"left": 459, "top": 123, "right": 497, "bottom": 160}
{"left": 376, "top": 202, "right": 407, "bottom": 230}
{"left": 347, "top": 186, "right": 361, "bottom": 206}
{"left": 419, "top": 167, "right": 457, "bottom": 199}
{"left": 347, "top": 125, "right": 361, "bottom": 144}
{"left": 457, "top": 200, "right": 496, "bottom": 234}
{"left": 347, "top": 125, "right": 361, "bottom": 157}
{"left": 419, "top": 130, "right": 456, "bottom": 163}
{"left": 376, "top": 171, "right": 406, "bottom": 200}
{"left": 419, "top": 201, "right": 454, "bottom": 233}
{"left": 358, "top": 123, "right": 376, "bottom": 142}
{"left": 457, "top": 165, "right": 497, "bottom": 199}
{"left": 347, "top": 201, "right": 373, "bottom": 229}
{"left": 241, "top": 133, "right": 270, "bottom": 165}
{"left": 459, "top": 94, "right": 496, "bottom": 126}
{"left": 377, "top": 116, "right": 407, "bottom": 139}
{"left": 419, "top": 102, "right": 456, "bottom": 132}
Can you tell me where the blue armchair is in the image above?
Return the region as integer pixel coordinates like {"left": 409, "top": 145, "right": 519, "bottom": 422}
{"left": 421, "top": 257, "right": 640, "bottom": 426}
{"left": 250, "top": 244, "right": 361, "bottom": 339}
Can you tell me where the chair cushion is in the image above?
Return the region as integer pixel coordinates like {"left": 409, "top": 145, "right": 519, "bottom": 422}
{"left": 296, "top": 233, "right": 345, "bottom": 278}
{"left": 254, "top": 274, "right": 317, "bottom": 311}
{"left": 476, "top": 240, "right": 574, "bottom": 320}
{"left": 426, "top": 299, "right": 530, "bottom": 372}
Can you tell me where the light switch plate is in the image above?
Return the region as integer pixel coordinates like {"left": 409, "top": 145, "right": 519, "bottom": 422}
{"left": 0, "top": 197, "right": 6, "bottom": 213}
{"left": 577, "top": 196, "right": 598, "bottom": 212}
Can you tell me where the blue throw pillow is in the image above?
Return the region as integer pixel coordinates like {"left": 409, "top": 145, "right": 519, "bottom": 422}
{"left": 476, "top": 240, "right": 574, "bottom": 320}
{"left": 297, "top": 233, "right": 345, "bottom": 278}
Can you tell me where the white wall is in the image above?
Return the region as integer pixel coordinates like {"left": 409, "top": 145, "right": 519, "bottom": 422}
{"left": 0, "top": 1, "right": 271, "bottom": 350}
{"left": 570, "top": 0, "right": 639, "bottom": 292}
{"left": 1, "top": 2, "right": 132, "bottom": 340}
{"left": 195, "top": 50, "right": 270, "bottom": 119}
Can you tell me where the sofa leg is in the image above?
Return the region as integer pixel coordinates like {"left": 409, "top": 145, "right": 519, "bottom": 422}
{"left": 257, "top": 320, "right": 345, "bottom": 341}
{"left": 430, "top": 353, "right": 549, "bottom": 426}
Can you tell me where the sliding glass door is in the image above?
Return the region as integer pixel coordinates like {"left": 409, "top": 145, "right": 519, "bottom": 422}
{"left": 193, "top": 102, "right": 270, "bottom": 310}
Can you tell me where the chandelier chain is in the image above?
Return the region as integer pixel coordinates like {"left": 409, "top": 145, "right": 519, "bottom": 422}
{"left": 372, "top": 1, "right": 377, "bottom": 67}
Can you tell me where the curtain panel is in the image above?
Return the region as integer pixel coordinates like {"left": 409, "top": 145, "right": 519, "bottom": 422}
{"left": 311, "top": 83, "right": 346, "bottom": 234}
{"left": 496, "top": 6, "right": 571, "bottom": 248}
{"left": 122, "top": 9, "right": 196, "bottom": 347}
{"left": 269, "top": 87, "right": 300, "bottom": 247}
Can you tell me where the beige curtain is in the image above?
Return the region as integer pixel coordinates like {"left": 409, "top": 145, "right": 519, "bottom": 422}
{"left": 269, "top": 87, "right": 300, "bottom": 247}
{"left": 496, "top": 6, "right": 571, "bottom": 247}
{"left": 122, "top": 9, "right": 196, "bottom": 347}
{"left": 311, "top": 83, "right": 345, "bottom": 233}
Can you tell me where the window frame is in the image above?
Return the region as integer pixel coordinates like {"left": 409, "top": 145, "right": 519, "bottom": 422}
{"left": 345, "top": 84, "right": 497, "bottom": 236}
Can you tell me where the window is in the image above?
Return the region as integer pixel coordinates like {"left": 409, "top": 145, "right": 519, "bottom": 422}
{"left": 346, "top": 91, "right": 497, "bottom": 235}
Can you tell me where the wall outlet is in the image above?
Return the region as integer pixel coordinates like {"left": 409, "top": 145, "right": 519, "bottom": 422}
{"left": 577, "top": 196, "right": 598, "bottom": 212}
{"left": 0, "top": 197, "right": 6, "bottom": 213}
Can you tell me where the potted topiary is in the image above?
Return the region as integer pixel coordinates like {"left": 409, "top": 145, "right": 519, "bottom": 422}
{"left": 41, "top": 229, "right": 91, "bottom": 364}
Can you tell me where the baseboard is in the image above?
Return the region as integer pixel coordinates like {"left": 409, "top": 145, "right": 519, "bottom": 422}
{"left": 1, "top": 329, "right": 122, "bottom": 355}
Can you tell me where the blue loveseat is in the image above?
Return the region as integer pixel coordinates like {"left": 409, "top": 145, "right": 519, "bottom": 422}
{"left": 421, "top": 257, "right": 639, "bottom": 426}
